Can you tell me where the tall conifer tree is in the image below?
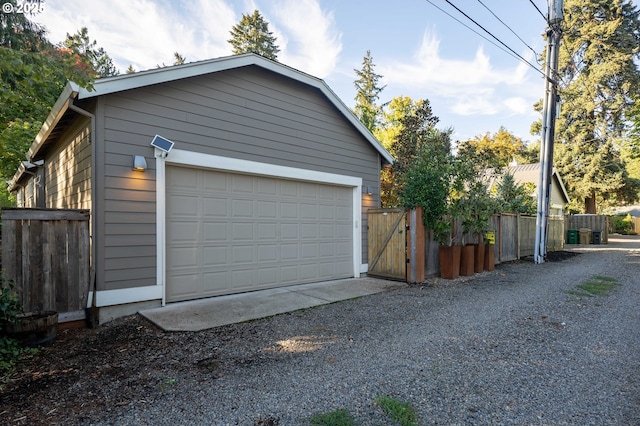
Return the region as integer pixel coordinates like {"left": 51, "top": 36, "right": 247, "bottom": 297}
{"left": 228, "top": 10, "right": 280, "bottom": 61}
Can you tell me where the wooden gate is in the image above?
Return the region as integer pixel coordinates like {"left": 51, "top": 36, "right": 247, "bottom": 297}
{"left": 367, "top": 209, "right": 407, "bottom": 280}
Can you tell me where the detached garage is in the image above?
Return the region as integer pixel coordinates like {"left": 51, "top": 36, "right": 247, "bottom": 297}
{"left": 8, "top": 53, "right": 393, "bottom": 323}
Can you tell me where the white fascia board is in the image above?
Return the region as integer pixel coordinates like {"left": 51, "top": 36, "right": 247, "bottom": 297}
{"left": 8, "top": 82, "right": 78, "bottom": 191}
{"left": 27, "top": 82, "right": 78, "bottom": 160}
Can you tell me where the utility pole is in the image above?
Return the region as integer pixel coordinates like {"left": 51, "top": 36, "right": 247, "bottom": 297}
{"left": 534, "top": 0, "right": 563, "bottom": 264}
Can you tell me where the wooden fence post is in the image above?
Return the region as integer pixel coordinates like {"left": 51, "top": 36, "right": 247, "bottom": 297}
{"left": 407, "top": 207, "right": 425, "bottom": 283}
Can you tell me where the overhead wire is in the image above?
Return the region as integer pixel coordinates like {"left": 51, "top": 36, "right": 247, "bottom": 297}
{"left": 424, "top": 0, "right": 548, "bottom": 80}
{"left": 528, "top": 0, "right": 549, "bottom": 24}
{"left": 476, "top": 0, "right": 541, "bottom": 61}
{"left": 423, "top": 0, "right": 530, "bottom": 66}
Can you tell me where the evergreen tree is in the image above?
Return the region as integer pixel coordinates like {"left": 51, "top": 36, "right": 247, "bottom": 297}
{"left": 353, "top": 50, "right": 385, "bottom": 133}
{"left": 173, "top": 52, "right": 186, "bottom": 65}
{"left": 550, "top": 0, "right": 640, "bottom": 212}
{"left": 63, "top": 27, "right": 119, "bottom": 77}
{"left": 228, "top": 10, "right": 280, "bottom": 60}
{"left": 125, "top": 64, "right": 136, "bottom": 74}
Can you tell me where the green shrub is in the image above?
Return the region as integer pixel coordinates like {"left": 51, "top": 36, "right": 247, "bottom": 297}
{"left": 0, "top": 273, "right": 27, "bottom": 375}
{"left": 609, "top": 214, "right": 634, "bottom": 235}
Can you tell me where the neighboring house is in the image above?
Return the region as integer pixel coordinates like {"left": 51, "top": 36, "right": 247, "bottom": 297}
{"left": 8, "top": 53, "right": 393, "bottom": 323}
{"left": 505, "top": 163, "right": 570, "bottom": 216}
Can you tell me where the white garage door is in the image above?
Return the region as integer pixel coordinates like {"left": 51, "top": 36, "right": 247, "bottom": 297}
{"left": 166, "top": 165, "right": 354, "bottom": 302}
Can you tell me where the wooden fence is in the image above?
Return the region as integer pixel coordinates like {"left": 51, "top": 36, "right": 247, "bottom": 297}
{"left": 368, "top": 209, "right": 565, "bottom": 282}
{"left": 519, "top": 216, "right": 565, "bottom": 257}
{"left": 566, "top": 214, "right": 609, "bottom": 243}
{"left": 1, "top": 208, "right": 90, "bottom": 320}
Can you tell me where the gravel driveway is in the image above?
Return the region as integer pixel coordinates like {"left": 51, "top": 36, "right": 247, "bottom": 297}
{"left": 3, "top": 236, "right": 639, "bottom": 425}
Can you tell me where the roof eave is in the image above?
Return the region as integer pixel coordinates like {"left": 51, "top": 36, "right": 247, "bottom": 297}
{"left": 8, "top": 82, "right": 79, "bottom": 192}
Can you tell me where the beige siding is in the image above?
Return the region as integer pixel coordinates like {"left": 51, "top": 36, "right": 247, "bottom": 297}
{"left": 97, "top": 66, "right": 381, "bottom": 292}
{"left": 45, "top": 119, "right": 92, "bottom": 210}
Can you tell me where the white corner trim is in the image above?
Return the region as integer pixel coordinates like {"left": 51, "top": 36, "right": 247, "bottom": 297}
{"left": 360, "top": 263, "right": 369, "bottom": 274}
{"left": 88, "top": 286, "right": 163, "bottom": 308}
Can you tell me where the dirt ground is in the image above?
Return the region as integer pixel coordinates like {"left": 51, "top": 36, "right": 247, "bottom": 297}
{"left": 0, "top": 251, "right": 581, "bottom": 425}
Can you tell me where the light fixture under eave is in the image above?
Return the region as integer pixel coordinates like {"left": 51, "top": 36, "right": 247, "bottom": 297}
{"left": 133, "top": 155, "right": 147, "bottom": 171}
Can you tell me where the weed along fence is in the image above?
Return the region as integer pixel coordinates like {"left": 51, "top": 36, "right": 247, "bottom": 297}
{"left": 368, "top": 209, "right": 565, "bottom": 283}
{"left": 1, "top": 208, "right": 90, "bottom": 322}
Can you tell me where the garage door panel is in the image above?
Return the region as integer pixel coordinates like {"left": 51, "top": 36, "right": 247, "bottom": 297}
{"left": 258, "top": 244, "right": 278, "bottom": 261}
{"left": 203, "top": 246, "right": 227, "bottom": 265}
{"left": 202, "top": 170, "right": 227, "bottom": 191}
{"left": 302, "top": 224, "right": 318, "bottom": 239}
{"left": 168, "top": 246, "right": 198, "bottom": 268}
{"left": 232, "top": 175, "right": 254, "bottom": 193}
{"left": 232, "top": 222, "right": 254, "bottom": 240}
{"left": 203, "top": 197, "right": 228, "bottom": 216}
{"left": 280, "top": 243, "right": 299, "bottom": 260}
{"left": 167, "top": 273, "right": 200, "bottom": 300}
{"left": 168, "top": 221, "right": 200, "bottom": 242}
{"left": 203, "top": 222, "right": 228, "bottom": 242}
{"left": 281, "top": 223, "right": 299, "bottom": 239}
{"left": 166, "top": 166, "right": 354, "bottom": 303}
{"left": 202, "top": 271, "right": 228, "bottom": 292}
{"left": 168, "top": 195, "right": 199, "bottom": 216}
{"left": 257, "top": 222, "right": 277, "bottom": 239}
{"left": 257, "top": 201, "right": 277, "bottom": 218}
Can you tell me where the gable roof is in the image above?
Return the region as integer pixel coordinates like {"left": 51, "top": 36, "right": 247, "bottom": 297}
{"left": 507, "top": 163, "right": 570, "bottom": 204}
{"left": 9, "top": 53, "right": 393, "bottom": 191}
{"left": 78, "top": 53, "right": 394, "bottom": 163}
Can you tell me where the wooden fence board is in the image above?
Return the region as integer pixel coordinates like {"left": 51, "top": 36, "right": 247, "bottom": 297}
{"left": 1, "top": 208, "right": 90, "bottom": 317}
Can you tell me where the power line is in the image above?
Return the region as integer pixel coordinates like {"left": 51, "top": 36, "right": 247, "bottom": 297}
{"left": 476, "top": 0, "right": 541, "bottom": 60}
{"left": 528, "top": 0, "right": 548, "bottom": 23}
{"left": 429, "top": 0, "right": 547, "bottom": 79}
{"left": 423, "top": 0, "right": 527, "bottom": 66}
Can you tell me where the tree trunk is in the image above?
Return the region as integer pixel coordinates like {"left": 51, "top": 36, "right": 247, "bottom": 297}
{"left": 584, "top": 190, "right": 597, "bottom": 214}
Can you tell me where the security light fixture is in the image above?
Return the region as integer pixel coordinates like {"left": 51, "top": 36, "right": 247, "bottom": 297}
{"left": 365, "top": 186, "right": 373, "bottom": 195}
{"left": 133, "top": 155, "right": 147, "bottom": 171}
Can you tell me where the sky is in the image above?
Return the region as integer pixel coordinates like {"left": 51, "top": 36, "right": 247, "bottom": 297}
{"left": 31, "top": 0, "right": 551, "bottom": 144}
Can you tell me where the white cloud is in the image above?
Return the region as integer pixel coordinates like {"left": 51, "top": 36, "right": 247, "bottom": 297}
{"left": 377, "top": 29, "right": 541, "bottom": 119}
{"left": 35, "top": 0, "right": 236, "bottom": 72}
{"left": 270, "top": 0, "right": 342, "bottom": 78}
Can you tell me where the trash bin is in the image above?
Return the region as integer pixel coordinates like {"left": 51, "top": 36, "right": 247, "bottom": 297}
{"left": 591, "top": 230, "right": 602, "bottom": 245}
{"left": 567, "top": 229, "right": 578, "bottom": 244}
{"left": 579, "top": 228, "right": 591, "bottom": 245}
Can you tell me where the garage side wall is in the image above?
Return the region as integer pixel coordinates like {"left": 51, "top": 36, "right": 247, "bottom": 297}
{"left": 98, "top": 66, "right": 381, "bottom": 294}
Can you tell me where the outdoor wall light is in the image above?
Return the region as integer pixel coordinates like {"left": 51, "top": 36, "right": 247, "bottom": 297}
{"left": 365, "top": 186, "right": 373, "bottom": 195}
{"left": 133, "top": 155, "right": 147, "bottom": 171}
